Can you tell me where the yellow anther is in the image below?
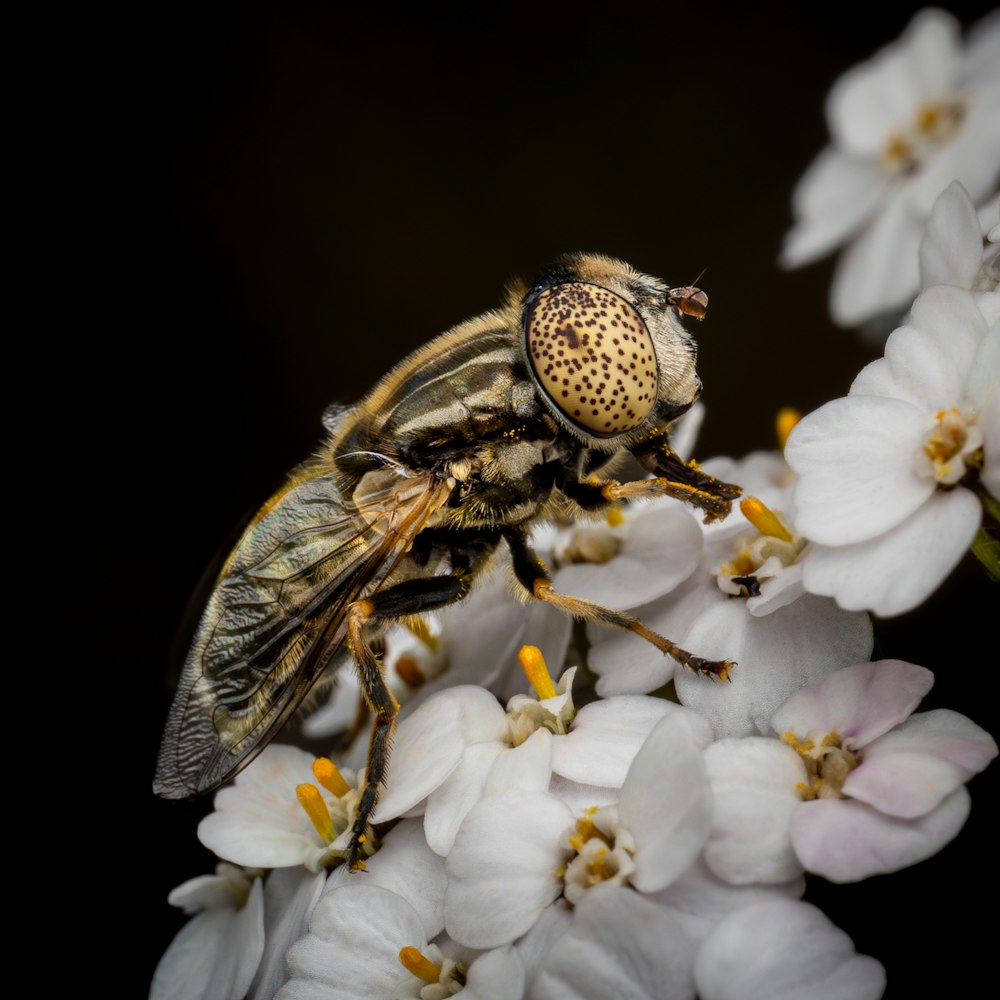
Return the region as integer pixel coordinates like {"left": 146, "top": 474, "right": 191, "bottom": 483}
{"left": 776, "top": 407, "right": 801, "bottom": 451}
{"left": 740, "top": 496, "right": 793, "bottom": 543}
{"left": 399, "top": 946, "right": 442, "bottom": 984}
{"left": 518, "top": 645, "right": 557, "bottom": 700}
{"left": 312, "top": 757, "right": 350, "bottom": 798}
{"left": 296, "top": 783, "right": 335, "bottom": 841}
{"left": 605, "top": 506, "right": 624, "bottom": 527}
{"left": 916, "top": 102, "right": 943, "bottom": 134}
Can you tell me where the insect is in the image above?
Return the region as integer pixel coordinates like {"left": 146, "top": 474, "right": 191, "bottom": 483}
{"left": 154, "top": 253, "right": 742, "bottom": 869}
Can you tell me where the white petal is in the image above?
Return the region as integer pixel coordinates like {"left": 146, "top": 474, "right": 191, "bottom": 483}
{"left": 529, "top": 886, "right": 696, "bottom": 1000}
{"left": 844, "top": 709, "right": 998, "bottom": 818}
{"left": 463, "top": 947, "right": 526, "bottom": 1000}
{"left": 249, "top": 868, "right": 325, "bottom": 1000}
{"left": 781, "top": 149, "right": 887, "bottom": 267}
{"left": 982, "top": 377, "right": 1000, "bottom": 499}
{"left": 786, "top": 395, "right": 931, "bottom": 544}
{"left": 618, "top": 714, "right": 712, "bottom": 892}
{"left": 652, "top": 859, "right": 804, "bottom": 946}
{"left": 676, "top": 595, "right": 872, "bottom": 739}
{"left": 920, "top": 181, "right": 984, "bottom": 289}
{"left": 965, "top": 317, "right": 1000, "bottom": 414}
{"left": 366, "top": 819, "right": 448, "bottom": 939}
{"left": 153, "top": 877, "right": 265, "bottom": 1000}
{"left": 791, "top": 787, "right": 971, "bottom": 881}
{"left": 770, "top": 659, "right": 933, "bottom": 748}
{"left": 702, "top": 738, "right": 806, "bottom": 884}
{"left": 800, "top": 489, "right": 982, "bottom": 616}
{"left": 281, "top": 884, "right": 423, "bottom": 998}
{"left": 422, "top": 742, "right": 505, "bottom": 856}
{"left": 553, "top": 505, "right": 702, "bottom": 608}
{"left": 374, "top": 687, "right": 505, "bottom": 822}
{"left": 547, "top": 773, "right": 620, "bottom": 811}
{"left": 552, "top": 697, "right": 709, "bottom": 788}
{"left": 694, "top": 899, "right": 885, "bottom": 1000}
{"left": 829, "top": 184, "right": 923, "bottom": 326}
{"left": 445, "top": 793, "right": 573, "bottom": 948}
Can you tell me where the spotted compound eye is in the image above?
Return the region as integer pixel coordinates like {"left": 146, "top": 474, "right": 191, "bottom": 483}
{"left": 525, "top": 282, "right": 659, "bottom": 437}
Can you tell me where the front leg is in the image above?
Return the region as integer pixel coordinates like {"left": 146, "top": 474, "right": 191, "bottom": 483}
{"left": 628, "top": 430, "right": 742, "bottom": 523}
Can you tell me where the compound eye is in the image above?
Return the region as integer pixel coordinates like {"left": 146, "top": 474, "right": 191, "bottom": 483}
{"left": 525, "top": 282, "right": 658, "bottom": 437}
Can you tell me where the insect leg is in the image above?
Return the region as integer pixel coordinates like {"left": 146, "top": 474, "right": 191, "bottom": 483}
{"left": 345, "top": 574, "right": 469, "bottom": 871}
{"left": 503, "top": 529, "right": 733, "bottom": 680}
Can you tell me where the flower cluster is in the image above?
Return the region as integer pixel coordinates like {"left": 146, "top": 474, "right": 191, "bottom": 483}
{"left": 153, "top": 10, "right": 999, "bottom": 998}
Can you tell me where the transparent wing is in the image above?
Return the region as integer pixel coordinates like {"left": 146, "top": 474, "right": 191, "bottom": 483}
{"left": 154, "top": 463, "right": 452, "bottom": 798}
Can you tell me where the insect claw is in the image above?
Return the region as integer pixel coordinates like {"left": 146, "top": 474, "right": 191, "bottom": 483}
{"left": 687, "top": 656, "right": 736, "bottom": 682}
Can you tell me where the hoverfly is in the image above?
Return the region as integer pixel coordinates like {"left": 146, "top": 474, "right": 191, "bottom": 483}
{"left": 154, "top": 253, "right": 742, "bottom": 869}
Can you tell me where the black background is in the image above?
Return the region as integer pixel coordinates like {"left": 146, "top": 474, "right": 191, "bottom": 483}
{"left": 72, "top": 1, "right": 997, "bottom": 994}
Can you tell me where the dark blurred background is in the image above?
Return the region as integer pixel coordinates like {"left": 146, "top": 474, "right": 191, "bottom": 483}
{"left": 74, "top": 1, "right": 997, "bottom": 994}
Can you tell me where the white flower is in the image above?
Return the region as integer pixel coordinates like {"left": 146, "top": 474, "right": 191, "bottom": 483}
{"left": 693, "top": 900, "right": 885, "bottom": 1000}
{"left": 780, "top": 8, "right": 1000, "bottom": 327}
{"left": 703, "top": 661, "right": 997, "bottom": 885}
{"left": 443, "top": 713, "right": 711, "bottom": 948}
{"left": 786, "top": 283, "right": 999, "bottom": 615}
{"left": 375, "top": 652, "right": 701, "bottom": 856}
{"left": 197, "top": 744, "right": 366, "bottom": 872}
{"left": 589, "top": 453, "right": 872, "bottom": 737}
{"left": 279, "top": 883, "right": 526, "bottom": 1000}
{"left": 151, "top": 864, "right": 265, "bottom": 1000}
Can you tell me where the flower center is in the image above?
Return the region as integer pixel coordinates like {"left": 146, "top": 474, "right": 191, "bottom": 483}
{"left": 563, "top": 806, "right": 636, "bottom": 904}
{"left": 506, "top": 646, "right": 577, "bottom": 745}
{"left": 295, "top": 758, "right": 370, "bottom": 870}
{"left": 880, "top": 98, "right": 966, "bottom": 175}
{"left": 916, "top": 408, "right": 983, "bottom": 486}
{"left": 717, "top": 496, "right": 801, "bottom": 598}
{"left": 399, "top": 944, "right": 466, "bottom": 998}
{"left": 780, "top": 731, "right": 859, "bottom": 800}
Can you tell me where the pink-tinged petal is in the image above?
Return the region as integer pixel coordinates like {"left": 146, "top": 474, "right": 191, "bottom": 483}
{"left": 375, "top": 687, "right": 505, "bottom": 822}
{"left": 844, "top": 709, "right": 998, "bottom": 818}
{"left": 829, "top": 190, "right": 924, "bottom": 326}
{"left": 703, "top": 738, "right": 806, "bottom": 885}
{"left": 423, "top": 742, "right": 505, "bottom": 856}
{"left": 445, "top": 792, "right": 573, "bottom": 948}
{"left": 153, "top": 878, "right": 265, "bottom": 1000}
{"left": 365, "top": 819, "right": 447, "bottom": 939}
{"left": 771, "top": 660, "right": 933, "bottom": 749}
{"left": 249, "top": 868, "right": 325, "bottom": 1000}
{"left": 530, "top": 886, "right": 696, "bottom": 1000}
{"left": 462, "top": 947, "right": 525, "bottom": 1000}
{"left": 283, "top": 884, "right": 423, "bottom": 998}
{"left": 786, "top": 396, "right": 931, "bottom": 545}
{"left": 619, "top": 714, "right": 712, "bottom": 892}
{"left": 800, "top": 488, "right": 982, "bottom": 616}
{"left": 780, "top": 150, "right": 886, "bottom": 267}
{"left": 553, "top": 505, "right": 701, "bottom": 608}
{"left": 920, "top": 181, "right": 984, "bottom": 289}
{"left": 694, "top": 899, "right": 885, "bottom": 1000}
{"left": 676, "top": 595, "right": 872, "bottom": 739}
{"left": 553, "top": 697, "right": 709, "bottom": 788}
{"left": 791, "top": 787, "right": 971, "bottom": 881}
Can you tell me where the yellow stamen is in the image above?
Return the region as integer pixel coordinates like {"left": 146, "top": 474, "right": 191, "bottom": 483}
{"left": 740, "top": 496, "right": 793, "bottom": 543}
{"left": 296, "top": 783, "right": 335, "bottom": 841}
{"left": 406, "top": 616, "right": 438, "bottom": 650}
{"left": 605, "top": 506, "right": 624, "bottom": 527}
{"left": 518, "top": 645, "right": 557, "bottom": 700}
{"left": 775, "top": 407, "right": 801, "bottom": 451}
{"left": 916, "top": 102, "right": 942, "bottom": 134}
{"left": 399, "top": 946, "right": 442, "bottom": 984}
{"left": 312, "top": 757, "right": 350, "bottom": 797}
{"left": 395, "top": 655, "right": 426, "bottom": 687}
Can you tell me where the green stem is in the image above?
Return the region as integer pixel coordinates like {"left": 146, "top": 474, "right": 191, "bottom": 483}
{"left": 972, "top": 489, "right": 1000, "bottom": 581}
